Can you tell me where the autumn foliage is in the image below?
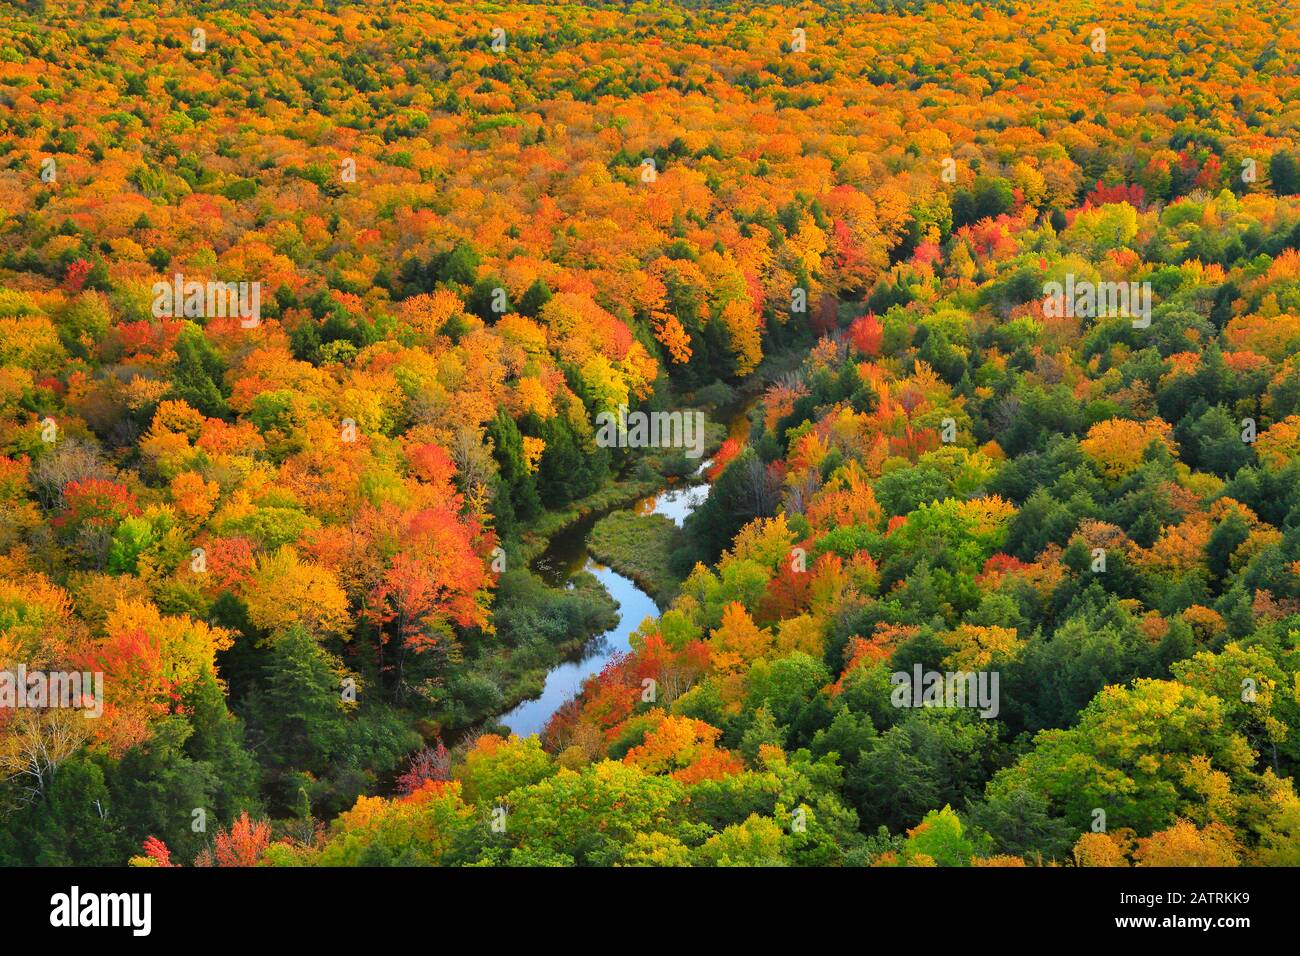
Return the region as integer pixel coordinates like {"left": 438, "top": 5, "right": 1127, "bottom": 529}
{"left": 4, "top": 0, "right": 1300, "bottom": 872}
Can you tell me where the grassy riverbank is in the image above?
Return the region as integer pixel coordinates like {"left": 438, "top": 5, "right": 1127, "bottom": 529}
{"left": 471, "top": 369, "right": 795, "bottom": 731}
{"left": 519, "top": 465, "right": 665, "bottom": 563}
{"left": 428, "top": 568, "right": 618, "bottom": 737}
{"left": 588, "top": 511, "right": 687, "bottom": 609}
{"left": 518, "top": 419, "right": 727, "bottom": 563}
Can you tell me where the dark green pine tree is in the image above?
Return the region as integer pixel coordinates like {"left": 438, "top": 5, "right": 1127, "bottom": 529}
{"left": 516, "top": 278, "right": 552, "bottom": 317}
{"left": 171, "top": 321, "right": 228, "bottom": 417}
{"left": 487, "top": 409, "right": 541, "bottom": 522}
{"left": 245, "top": 625, "right": 348, "bottom": 782}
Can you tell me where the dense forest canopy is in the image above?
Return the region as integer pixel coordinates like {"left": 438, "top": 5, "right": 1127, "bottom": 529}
{"left": 1, "top": 0, "right": 1300, "bottom": 867}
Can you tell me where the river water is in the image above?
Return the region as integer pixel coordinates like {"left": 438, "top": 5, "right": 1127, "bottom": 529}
{"left": 497, "top": 398, "right": 756, "bottom": 738}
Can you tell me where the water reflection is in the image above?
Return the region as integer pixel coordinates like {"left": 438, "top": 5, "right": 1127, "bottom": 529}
{"left": 498, "top": 559, "right": 659, "bottom": 738}
{"left": 499, "top": 394, "right": 759, "bottom": 738}
{"left": 640, "top": 482, "right": 709, "bottom": 525}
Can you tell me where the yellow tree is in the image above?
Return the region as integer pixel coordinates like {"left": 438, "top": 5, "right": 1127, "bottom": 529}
{"left": 245, "top": 546, "right": 352, "bottom": 640}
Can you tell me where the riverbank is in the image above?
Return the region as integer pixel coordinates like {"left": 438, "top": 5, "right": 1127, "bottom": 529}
{"left": 477, "top": 356, "right": 801, "bottom": 738}
{"left": 445, "top": 410, "right": 725, "bottom": 737}
{"left": 515, "top": 353, "right": 800, "bottom": 563}
{"left": 587, "top": 511, "right": 685, "bottom": 609}
{"left": 425, "top": 567, "right": 618, "bottom": 739}
{"left": 519, "top": 467, "right": 667, "bottom": 564}
{"left": 518, "top": 418, "right": 727, "bottom": 563}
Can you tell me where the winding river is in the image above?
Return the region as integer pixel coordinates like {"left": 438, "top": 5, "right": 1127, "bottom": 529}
{"left": 498, "top": 398, "right": 757, "bottom": 738}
